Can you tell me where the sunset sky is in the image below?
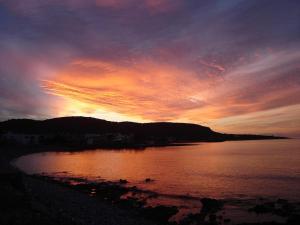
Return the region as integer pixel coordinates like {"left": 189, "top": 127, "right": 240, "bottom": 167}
{"left": 0, "top": 0, "right": 300, "bottom": 137}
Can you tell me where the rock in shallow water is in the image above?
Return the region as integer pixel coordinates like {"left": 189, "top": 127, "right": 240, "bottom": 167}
{"left": 141, "top": 205, "right": 178, "bottom": 224}
{"left": 201, "top": 198, "right": 224, "bottom": 214}
{"left": 119, "top": 179, "right": 128, "bottom": 184}
{"left": 144, "top": 178, "right": 155, "bottom": 183}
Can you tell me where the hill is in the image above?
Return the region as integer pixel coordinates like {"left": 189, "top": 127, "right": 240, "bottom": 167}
{"left": 0, "top": 117, "right": 285, "bottom": 147}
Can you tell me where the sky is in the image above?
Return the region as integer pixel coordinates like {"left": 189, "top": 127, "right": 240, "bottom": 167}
{"left": 0, "top": 0, "right": 300, "bottom": 137}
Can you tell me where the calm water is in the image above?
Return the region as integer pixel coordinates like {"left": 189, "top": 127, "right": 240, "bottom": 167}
{"left": 14, "top": 139, "right": 300, "bottom": 200}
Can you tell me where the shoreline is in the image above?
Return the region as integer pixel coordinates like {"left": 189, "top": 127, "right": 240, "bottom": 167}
{"left": 22, "top": 173, "right": 300, "bottom": 225}
{"left": 1, "top": 145, "right": 300, "bottom": 225}
{"left": 1, "top": 147, "right": 159, "bottom": 225}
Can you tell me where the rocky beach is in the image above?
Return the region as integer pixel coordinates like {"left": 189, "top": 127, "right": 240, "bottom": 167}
{"left": 1, "top": 147, "right": 158, "bottom": 225}
{"left": 1, "top": 146, "right": 300, "bottom": 225}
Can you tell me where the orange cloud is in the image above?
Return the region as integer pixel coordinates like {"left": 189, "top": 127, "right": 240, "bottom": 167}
{"left": 42, "top": 58, "right": 210, "bottom": 121}
{"left": 41, "top": 49, "right": 300, "bottom": 137}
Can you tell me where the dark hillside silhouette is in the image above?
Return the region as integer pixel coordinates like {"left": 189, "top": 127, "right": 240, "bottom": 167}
{"left": 0, "top": 117, "right": 285, "bottom": 147}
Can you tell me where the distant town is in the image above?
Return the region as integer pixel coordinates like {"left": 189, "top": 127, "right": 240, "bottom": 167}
{"left": 1, "top": 132, "right": 135, "bottom": 147}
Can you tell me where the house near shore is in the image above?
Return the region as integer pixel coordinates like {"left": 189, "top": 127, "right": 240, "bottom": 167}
{"left": 84, "top": 134, "right": 105, "bottom": 145}
{"left": 0, "top": 131, "right": 135, "bottom": 146}
{"left": 84, "top": 133, "right": 135, "bottom": 146}
{"left": 1, "top": 132, "right": 45, "bottom": 145}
